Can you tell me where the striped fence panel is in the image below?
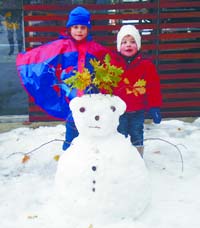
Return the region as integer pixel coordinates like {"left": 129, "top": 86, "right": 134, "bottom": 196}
{"left": 22, "top": 0, "right": 200, "bottom": 121}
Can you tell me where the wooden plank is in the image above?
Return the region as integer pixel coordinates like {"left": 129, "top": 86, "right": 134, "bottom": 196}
{"left": 158, "top": 63, "right": 199, "bottom": 71}
{"left": 161, "top": 111, "right": 200, "bottom": 118}
{"left": 163, "top": 92, "right": 200, "bottom": 99}
{"left": 23, "top": 2, "right": 200, "bottom": 11}
{"left": 24, "top": 15, "right": 67, "bottom": 22}
{"left": 24, "top": 11, "right": 200, "bottom": 22}
{"left": 160, "top": 22, "right": 200, "bottom": 29}
{"left": 159, "top": 32, "right": 200, "bottom": 41}
{"left": 24, "top": 25, "right": 65, "bottom": 32}
{"left": 142, "top": 42, "right": 200, "bottom": 51}
{"left": 161, "top": 82, "right": 200, "bottom": 89}
{"left": 162, "top": 101, "right": 200, "bottom": 108}
{"left": 29, "top": 105, "right": 47, "bottom": 112}
{"left": 159, "top": 52, "right": 200, "bottom": 60}
{"left": 23, "top": 3, "right": 157, "bottom": 11}
{"left": 25, "top": 36, "right": 58, "bottom": 43}
{"left": 158, "top": 42, "right": 200, "bottom": 50}
{"left": 160, "top": 1, "right": 200, "bottom": 8}
{"left": 160, "top": 11, "right": 200, "bottom": 19}
{"left": 160, "top": 73, "right": 200, "bottom": 80}
{"left": 24, "top": 13, "right": 158, "bottom": 22}
{"left": 29, "top": 115, "right": 62, "bottom": 122}
{"left": 28, "top": 106, "right": 63, "bottom": 121}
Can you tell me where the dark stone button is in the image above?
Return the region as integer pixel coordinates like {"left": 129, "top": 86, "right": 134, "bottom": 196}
{"left": 93, "top": 180, "right": 96, "bottom": 184}
{"left": 92, "top": 166, "right": 97, "bottom": 171}
{"left": 92, "top": 188, "right": 95, "bottom": 192}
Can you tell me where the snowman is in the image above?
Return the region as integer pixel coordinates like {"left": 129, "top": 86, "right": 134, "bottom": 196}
{"left": 55, "top": 93, "right": 151, "bottom": 227}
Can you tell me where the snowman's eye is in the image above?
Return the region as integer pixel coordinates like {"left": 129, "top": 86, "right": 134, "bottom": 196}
{"left": 79, "top": 107, "right": 86, "bottom": 113}
{"left": 110, "top": 106, "right": 116, "bottom": 112}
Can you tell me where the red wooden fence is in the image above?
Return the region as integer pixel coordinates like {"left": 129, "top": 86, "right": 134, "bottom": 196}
{"left": 22, "top": 0, "right": 200, "bottom": 121}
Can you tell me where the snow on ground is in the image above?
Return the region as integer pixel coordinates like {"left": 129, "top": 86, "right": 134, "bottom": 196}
{"left": 0, "top": 118, "right": 200, "bottom": 228}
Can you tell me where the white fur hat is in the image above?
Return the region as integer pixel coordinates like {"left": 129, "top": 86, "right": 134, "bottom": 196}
{"left": 117, "top": 25, "right": 141, "bottom": 52}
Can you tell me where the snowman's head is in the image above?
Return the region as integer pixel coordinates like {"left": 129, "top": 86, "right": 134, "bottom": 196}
{"left": 69, "top": 94, "right": 126, "bottom": 138}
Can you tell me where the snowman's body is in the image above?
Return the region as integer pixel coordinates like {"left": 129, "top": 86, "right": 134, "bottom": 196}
{"left": 55, "top": 94, "right": 151, "bottom": 225}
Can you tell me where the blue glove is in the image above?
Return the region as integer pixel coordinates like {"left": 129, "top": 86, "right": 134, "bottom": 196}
{"left": 149, "top": 108, "right": 162, "bottom": 124}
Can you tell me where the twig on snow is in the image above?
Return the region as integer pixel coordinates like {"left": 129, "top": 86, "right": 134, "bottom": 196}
{"left": 144, "top": 137, "right": 184, "bottom": 173}
{"left": 6, "top": 138, "right": 65, "bottom": 159}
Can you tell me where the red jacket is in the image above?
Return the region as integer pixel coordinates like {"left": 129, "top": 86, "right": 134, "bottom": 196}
{"left": 112, "top": 52, "right": 162, "bottom": 112}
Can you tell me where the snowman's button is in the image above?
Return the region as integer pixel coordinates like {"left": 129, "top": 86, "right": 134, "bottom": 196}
{"left": 92, "top": 188, "right": 96, "bottom": 192}
{"left": 95, "top": 115, "right": 100, "bottom": 121}
{"left": 110, "top": 105, "right": 116, "bottom": 112}
{"left": 93, "top": 180, "right": 96, "bottom": 184}
{"left": 92, "top": 166, "right": 97, "bottom": 171}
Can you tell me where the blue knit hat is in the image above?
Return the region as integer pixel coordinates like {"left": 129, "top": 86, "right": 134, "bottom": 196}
{"left": 66, "top": 6, "right": 91, "bottom": 28}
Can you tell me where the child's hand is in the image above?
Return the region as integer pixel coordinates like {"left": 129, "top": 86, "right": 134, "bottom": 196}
{"left": 149, "top": 108, "right": 162, "bottom": 124}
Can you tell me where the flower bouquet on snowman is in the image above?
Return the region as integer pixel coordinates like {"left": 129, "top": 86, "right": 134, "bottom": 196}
{"left": 55, "top": 54, "right": 151, "bottom": 227}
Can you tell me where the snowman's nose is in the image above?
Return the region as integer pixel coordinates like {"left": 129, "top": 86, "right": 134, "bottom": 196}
{"left": 95, "top": 115, "right": 100, "bottom": 121}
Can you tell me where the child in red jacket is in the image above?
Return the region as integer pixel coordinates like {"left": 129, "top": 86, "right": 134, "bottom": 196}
{"left": 113, "top": 25, "right": 162, "bottom": 157}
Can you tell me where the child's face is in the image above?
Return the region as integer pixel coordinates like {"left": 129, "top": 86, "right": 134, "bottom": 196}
{"left": 120, "top": 35, "right": 138, "bottom": 57}
{"left": 70, "top": 25, "right": 88, "bottom": 41}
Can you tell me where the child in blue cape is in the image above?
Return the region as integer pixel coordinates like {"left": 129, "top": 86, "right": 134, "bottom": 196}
{"left": 16, "top": 6, "right": 110, "bottom": 150}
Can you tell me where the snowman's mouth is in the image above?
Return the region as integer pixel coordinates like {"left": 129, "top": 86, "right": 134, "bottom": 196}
{"left": 89, "top": 126, "right": 101, "bottom": 129}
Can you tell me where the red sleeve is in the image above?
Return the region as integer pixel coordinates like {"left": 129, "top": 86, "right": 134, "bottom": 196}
{"left": 145, "top": 60, "right": 162, "bottom": 110}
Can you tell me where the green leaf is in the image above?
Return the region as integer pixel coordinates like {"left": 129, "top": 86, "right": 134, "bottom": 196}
{"left": 64, "top": 54, "right": 124, "bottom": 94}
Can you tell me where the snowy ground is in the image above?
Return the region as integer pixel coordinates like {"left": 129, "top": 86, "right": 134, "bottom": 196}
{"left": 0, "top": 118, "right": 200, "bottom": 228}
